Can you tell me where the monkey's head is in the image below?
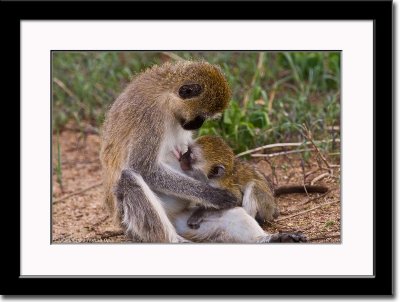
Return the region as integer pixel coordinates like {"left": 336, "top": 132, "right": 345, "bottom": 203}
{"left": 156, "top": 61, "right": 231, "bottom": 130}
{"left": 180, "top": 135, "right": 234, "bottom": 184}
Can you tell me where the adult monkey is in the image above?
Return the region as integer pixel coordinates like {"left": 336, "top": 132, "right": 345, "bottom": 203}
{"left": 100, "top": 61, "right": 238, "bottom": 243}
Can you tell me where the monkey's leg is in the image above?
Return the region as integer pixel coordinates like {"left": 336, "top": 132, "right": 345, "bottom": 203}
{"left": 146, "top": 164, "right": 238, "bottom": 209}
{"left": 115, "top": 169, "right": 189, "bottom": 243}
{"left": 174, "top": 207, "right": 266, "bottom": 243}
{"left": 187, "top": 207, "right": 219, "bottom": 229}
{"left": 174, "top": 207, "right": 306, "bottom": 243}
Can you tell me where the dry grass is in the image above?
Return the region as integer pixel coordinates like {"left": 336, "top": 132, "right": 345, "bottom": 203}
{"left": 52, "top": 130, "right": 340, "bottom": 243}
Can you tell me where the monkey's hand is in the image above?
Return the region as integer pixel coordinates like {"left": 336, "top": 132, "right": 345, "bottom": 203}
{"left": 268, "top": 232, "right": 307, "bottom": 243}
{"left": 199, "top": 186, "right": 239, "bottom": 209}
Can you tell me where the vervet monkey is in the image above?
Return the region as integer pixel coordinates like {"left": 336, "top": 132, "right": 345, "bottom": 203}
{"left": 100, "top": 61, "right": 239, "bottom": 243}
{"left": 180, "top": 135, "right": 327, "bottom": 229}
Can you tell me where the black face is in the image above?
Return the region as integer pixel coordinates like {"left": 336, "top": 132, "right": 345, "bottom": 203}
{"left": 179, "top": 84, "right": 202, "bottom": 99}
{"left": 179, "top": 147, "right": 193, "bottom": 171}
{"left": 180, "top": 115, "right": 205, "bottom": 130}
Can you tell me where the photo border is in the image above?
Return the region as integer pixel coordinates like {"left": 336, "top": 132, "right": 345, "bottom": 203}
{"left": 5, "top": 0, "right": 393, "bottom": 295}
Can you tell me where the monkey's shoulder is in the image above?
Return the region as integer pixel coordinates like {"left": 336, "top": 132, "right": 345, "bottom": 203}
{"left": 233, "top": 159, "right": 261, "bottom": 183}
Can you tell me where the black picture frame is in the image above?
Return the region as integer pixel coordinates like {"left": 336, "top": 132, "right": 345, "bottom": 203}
{"left": 4, "top": 0, "right": 393, "bottom": 296}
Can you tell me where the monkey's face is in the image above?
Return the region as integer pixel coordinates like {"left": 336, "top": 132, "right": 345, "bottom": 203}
{"left": 169, "top": 62, "right": 231, "bottom": 131}
{"left": 179, "top": 136, "right": 234, "bottom": 185}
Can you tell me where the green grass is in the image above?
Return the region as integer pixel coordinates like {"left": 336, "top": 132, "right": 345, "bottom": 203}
{"left": 52, "top": 51, "right": 340, "bottom": 155}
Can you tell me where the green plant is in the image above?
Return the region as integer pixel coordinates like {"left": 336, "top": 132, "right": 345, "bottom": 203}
{"left": 52, "top": 51, "right": 340, "bottom": 155}
{"left": 325, "top": 220, "right": 335, "bottom": 228}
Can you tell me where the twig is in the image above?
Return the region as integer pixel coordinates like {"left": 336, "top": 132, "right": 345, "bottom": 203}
{"left": 300, "top": 159, "right": 310, "bottom": 198}
{"left": 53, "top": 77, "right": 78, "bottom": 100}
{"left": 91, "top": 215, "right": 110, "bottom": 229}
{"left": 301, "top": 124, "right": 332, "bottom": 170}
{"left": 53, "top": 77, "right": 88, "bottom": 112}
{"left": 263, "top": 157, "right": 278, "bottom": 186}
{"left": 308, "top": 234, "right": 341, "bottom": 242}
{"left": 52, "top": 234, "right": 71, "bottom": 243}
{"left": 236, "top": 139, "right": 340, "bottom": 158}
{"left": 311, "top": 172, "right": 330, "bottom": 185}
{"left": 95, "top": 230, "right": 125, "bottom": 240}
{"left": 276, "top": 200, "right": 340, "bottom": 222}
{"left": 268, "top": 89, "right": 276, "bottom": 113}
{"left": 63, "top": 125, "right": 100, "bottom": 135}
{"left": 305, "top": 168, "right": 321, "bottom": 179}
{"left": 161, "top": 52, "right": 184, "bottom": 61}
{"left": 299, "top": 190, "right": 331, "bottom": 206}
{"left": 328, "top": 125, "right": 340, "bottom": 132}
{"left": 265, "top": 220, "right": 302, "bottom": 233}
{"left": 251, "top": 148, "right": 313, "bottom": 158}
{"left": 238, "top": 142, "right": 305, "bottom": 157}
{"left": 53, "top": 181, "right": 102, "bottom": 204}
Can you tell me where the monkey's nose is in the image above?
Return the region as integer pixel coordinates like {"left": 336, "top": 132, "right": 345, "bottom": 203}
{"left": 181, "top": 116, "right": 205, "bottom": 130}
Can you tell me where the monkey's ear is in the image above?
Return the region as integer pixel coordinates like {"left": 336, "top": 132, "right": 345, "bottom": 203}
{"left": 208, "top": 164, "right": 225, "bottom": 179}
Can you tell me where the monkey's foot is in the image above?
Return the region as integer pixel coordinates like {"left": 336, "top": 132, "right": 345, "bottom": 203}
{"left": 187, "top": 221, "right": 202, "bottom": 229}
{"left": 268, "top": 232, "right": 307, "bottom": 243}
{"left": 187, "top": 208, "right": 207, "bottom": 229}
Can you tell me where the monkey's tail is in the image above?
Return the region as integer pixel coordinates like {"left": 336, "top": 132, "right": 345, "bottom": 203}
{"left": 274, "top": 185, "right": 328, "bottom": 196}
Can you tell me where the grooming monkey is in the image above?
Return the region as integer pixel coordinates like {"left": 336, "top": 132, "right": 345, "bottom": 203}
{"left": 179, "top": 135, "right": 328, "bottom": 229}
{"left": 101, "top": 61, "right": 306, "bottom": 243}
{"left": 100, "top": 61, "right": 239, "bottom": 243}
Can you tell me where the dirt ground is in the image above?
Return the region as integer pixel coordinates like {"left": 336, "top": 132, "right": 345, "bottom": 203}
{"left": 52, "top": 129, "right": 341, "bottom": 243}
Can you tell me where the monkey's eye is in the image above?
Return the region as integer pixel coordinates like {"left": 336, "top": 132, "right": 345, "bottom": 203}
{"left": 208, "top": 164, "right": 225, "bottom": 179}
{"left": 179, "top": 84, "right": 202, "bottom": 99}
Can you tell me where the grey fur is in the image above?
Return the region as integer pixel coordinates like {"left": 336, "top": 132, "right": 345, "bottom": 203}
{"left": 115, "top": 170, "right": 170, "bottom": 242}
{"left": 101, "top": 61, "right": 235, "bottom": 242}
{"left": 187, "top": 208, "right": 224, "bottom": 229}
{"left": 146, "top": 165, "right": 237, "bottom": 209}
{"left": 115, "top": 169, "right": 192, "bottom": 243}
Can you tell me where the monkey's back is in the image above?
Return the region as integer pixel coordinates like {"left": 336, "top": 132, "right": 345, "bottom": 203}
{"left": 100, "top": 76, "right": 166, "bottom": 221}
{"left": 233, "top": 159, "right": 275, "bottom": 203}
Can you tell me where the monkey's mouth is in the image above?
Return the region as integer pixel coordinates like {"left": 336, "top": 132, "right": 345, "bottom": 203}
{"left": 172, "top": 147, "right": 181, "bottom": 160}
{"left": 180, "top": 116, "right": 205, "bottom": 130}
{"left": 178, "top": 147, "right": 193, "bottom": 171}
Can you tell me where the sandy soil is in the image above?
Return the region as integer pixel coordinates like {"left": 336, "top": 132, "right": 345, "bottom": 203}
{"left": 52, "top": 130, "right": 341, "bottom": 243}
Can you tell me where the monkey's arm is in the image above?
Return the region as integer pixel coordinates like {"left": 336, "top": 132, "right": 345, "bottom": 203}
{"left": 143, "top": 164, "right": 238, "bottom": 209}
{"left": 183, "top": 168, "right": 209, "bottom": 183}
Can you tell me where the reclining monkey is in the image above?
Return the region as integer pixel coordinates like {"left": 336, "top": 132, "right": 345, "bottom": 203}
{"left": 179, "top": 135, "right": 327, "bottom": 229}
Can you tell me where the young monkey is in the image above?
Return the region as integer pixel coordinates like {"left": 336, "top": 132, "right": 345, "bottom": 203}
{"left": 180, "top": 135, "right": 328, "bottom": 229}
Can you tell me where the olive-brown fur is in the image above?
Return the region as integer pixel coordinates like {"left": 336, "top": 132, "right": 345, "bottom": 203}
{"left": 100, "top": 61, "right": 232, "bottom": 223}
{"left": 193, "top": 136, "right": 277, "bottom": 221}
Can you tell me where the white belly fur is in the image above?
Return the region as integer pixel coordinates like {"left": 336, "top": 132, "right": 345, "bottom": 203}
{"left": 158, "top": 121, "right": 194, "bottom": 217}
